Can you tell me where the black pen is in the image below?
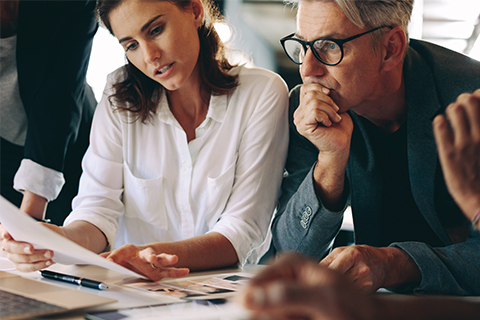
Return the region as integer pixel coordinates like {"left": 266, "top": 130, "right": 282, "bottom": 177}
{"left": 40, "top": 270, "right": 108, "bottom": 290}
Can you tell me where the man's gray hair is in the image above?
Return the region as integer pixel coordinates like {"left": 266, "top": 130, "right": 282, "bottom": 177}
{"left": 287, "top": 0, "right": 414, "bottom": 46}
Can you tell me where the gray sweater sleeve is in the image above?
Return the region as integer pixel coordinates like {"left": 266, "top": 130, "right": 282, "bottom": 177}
{"left": 272, "top": 86, "right": 348, "bottom": 259}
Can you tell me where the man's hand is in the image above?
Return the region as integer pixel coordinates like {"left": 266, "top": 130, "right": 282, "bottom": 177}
{"left": 433, "top": 89, "right": 480, "bottom": 221}
{"left": 295, "top": 84, "right": 353, "bottom": 155}
{"left": 295, "top": 84, "right": 354, "bottom": 209}
{"left": 241, "top": 252, "right": 376, "bottom": 320}
{"left": 320, "top": 245, "right": 421, "bottom": 293}
{"left": 101, "top": 245, "right": 190, "bottom": 281}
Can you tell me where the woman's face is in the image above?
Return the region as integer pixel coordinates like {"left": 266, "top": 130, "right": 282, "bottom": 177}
{"left": 109, "top": 0, "right": 204, "bottom": 92}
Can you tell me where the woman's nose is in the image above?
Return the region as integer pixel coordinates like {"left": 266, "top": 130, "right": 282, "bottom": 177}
{"left": 143, "top": 41, "right": 161, "bottom": 64}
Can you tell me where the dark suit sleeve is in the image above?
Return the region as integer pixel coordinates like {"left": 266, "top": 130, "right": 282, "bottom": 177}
{"left": 17, "top": 0, "right": 97, "bottom": 174}
{"left": 271, "top": 85, "right": 347, "bottom": 259}
{"left": 391, "top": 231, "right": 480, "bottom": 295}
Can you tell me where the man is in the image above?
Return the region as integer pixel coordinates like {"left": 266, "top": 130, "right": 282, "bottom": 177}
{"left": 242, "top": 89, "right": 480, "bottom": 319}
{"left": 0, "top": 0, "right": 97, "bottom": 225}
{"left": 272, "top": 0, "right": 480, "bottom": 295}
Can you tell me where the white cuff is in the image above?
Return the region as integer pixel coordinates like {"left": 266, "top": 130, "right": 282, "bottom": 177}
{"left": 13, "top": 159, "right": 65, "bottom": 201}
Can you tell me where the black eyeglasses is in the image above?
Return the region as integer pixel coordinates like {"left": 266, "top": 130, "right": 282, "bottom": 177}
{"left": 280, "top": 26, "right": 393, "bottom": 66}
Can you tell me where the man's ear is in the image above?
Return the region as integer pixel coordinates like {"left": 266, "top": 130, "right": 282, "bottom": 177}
{"left": 381, "top": 27, "right": 407, "bottom": 72}
{"left": 191, "top": 0, "right": 205, "bottom": 29}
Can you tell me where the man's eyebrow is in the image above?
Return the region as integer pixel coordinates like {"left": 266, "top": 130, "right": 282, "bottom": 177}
{"left": 118, "top": 14, "right": 163, "bottom": 44}
{"left": 294, "top": 32, "right": 343, "bottom": 40}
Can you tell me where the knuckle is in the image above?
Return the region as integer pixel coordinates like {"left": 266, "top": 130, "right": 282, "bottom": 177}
{"left": 330, "top": 247, "right": 343, "bottom": 256}
{"left": 446, "top": 102, "right": 462, "bottom": 115}
{"left": 1, "top": 240, "right": 8, "bottom": 251}
{"left": 463, "top": 95, "right": 480, "bottom": 109}
{"left": 455, "top": 92, "right": 471, "bottom": 103}
{"left": 357, "top": 265, "right": 371, "bottom": 277}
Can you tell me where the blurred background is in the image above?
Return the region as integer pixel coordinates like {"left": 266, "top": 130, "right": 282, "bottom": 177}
{"left": 87, "top": 0, "right": 480, "bottom": 101}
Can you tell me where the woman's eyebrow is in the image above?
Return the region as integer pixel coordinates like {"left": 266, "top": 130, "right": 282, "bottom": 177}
{"left": 118, "top": 14, "right": 164, "bottom": 44}
{"left": 140, "top": 14, "right": 163, "bottom": 32}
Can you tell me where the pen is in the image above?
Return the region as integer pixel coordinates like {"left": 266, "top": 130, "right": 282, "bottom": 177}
{"left": 32, "top": 216, "right": 51, "bottom": 223}
{"left": 40, "top": 270, "right": 109, "bottom": 290}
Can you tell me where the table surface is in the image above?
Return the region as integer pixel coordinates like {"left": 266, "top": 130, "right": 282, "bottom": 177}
{"left": 1, "top": 250, "right": 260, "bottom": 319}
{"left": 3, "top": 248, "right": 479, "bottom": 320}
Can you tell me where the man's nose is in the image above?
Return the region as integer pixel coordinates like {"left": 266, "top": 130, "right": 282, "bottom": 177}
{"left": 300, "top": 47, "right": 326, "bottom": 79}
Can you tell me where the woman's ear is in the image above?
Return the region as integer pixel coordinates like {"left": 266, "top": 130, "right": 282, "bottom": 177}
{"left": 381, "top": 27, "right": 407, "bottom": 72}
{"left": 191, "top": 0, "right": 205, "bottom": 29}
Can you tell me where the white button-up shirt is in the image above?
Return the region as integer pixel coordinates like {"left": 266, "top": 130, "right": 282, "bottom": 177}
{"left": 64, "top": 66, "right": 289, "bottom": 265}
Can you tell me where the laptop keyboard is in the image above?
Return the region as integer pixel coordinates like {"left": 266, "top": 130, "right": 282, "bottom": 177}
{"left": 0, "top": 289, "right": 67, "bottom": 320}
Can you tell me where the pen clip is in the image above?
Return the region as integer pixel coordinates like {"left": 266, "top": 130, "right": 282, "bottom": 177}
{"left": 32, "top": 217, "right": 51, "bottom": 224}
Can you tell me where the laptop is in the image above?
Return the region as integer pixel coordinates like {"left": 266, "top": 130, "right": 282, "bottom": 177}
{"left": 0, "top": 271, "right": 116, "bottom": 320}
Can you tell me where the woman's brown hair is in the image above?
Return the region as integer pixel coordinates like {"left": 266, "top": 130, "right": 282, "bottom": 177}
{"left": 96, "top": 0, "right": 239, "bottom": 123}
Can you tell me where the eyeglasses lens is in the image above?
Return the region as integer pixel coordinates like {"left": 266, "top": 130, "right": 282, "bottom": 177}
{"left": 284, "top": 39, "right": 343, "bottom": 65}
{"left": 284, "top": 40, "right": 305, "bottom": 64}
{"left": 313, "top": 40, "right": 342, "bottom": 65}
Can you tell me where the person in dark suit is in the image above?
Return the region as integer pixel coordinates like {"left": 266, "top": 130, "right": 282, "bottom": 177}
{"left": 271, "top": 0, "right": 480, "bottom": 295}
{"left": 0, "top": 0, "right": 98, "bottom": 225}
{"left": 241, "top": 89, "right": 480, "bottom": 320}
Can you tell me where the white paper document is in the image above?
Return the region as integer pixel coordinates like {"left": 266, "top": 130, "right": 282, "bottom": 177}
{"left": 85, "top": 300, "right": 251, "bottom": 320}
{"left": 0, "top": 196, "right": 143, "bottom": 278}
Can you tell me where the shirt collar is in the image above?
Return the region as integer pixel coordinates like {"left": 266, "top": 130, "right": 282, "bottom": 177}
{"left": 156, "top": 90, "right": 228, "bottom": 124}
{"left": 205, "top": 94, "right": 228, "bottom": 123}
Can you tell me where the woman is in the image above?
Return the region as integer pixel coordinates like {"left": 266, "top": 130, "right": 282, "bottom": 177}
{"left": 0, "top": 0, "right": 288, "bottom": 281}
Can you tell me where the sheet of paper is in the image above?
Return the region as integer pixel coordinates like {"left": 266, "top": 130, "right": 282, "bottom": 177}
{"left": 85, "top": 300, "right": 250, "bottom": 320}
{"left": 0, "top": 196, "right": 143, "bottom": 278}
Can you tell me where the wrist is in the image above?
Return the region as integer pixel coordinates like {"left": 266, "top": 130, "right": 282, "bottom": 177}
{"left": 20, "top": 190, "right": 48, "bottom": 220}
{"left": 313, "top": 154, "right": 348, "bottom": 211}
{"left": 382, "top": 247, "right": 421, "bottom": 289}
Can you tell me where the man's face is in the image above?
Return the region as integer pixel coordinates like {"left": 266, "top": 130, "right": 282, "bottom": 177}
{"left": 297, "top": 0, "right": 384, "bottom": 113}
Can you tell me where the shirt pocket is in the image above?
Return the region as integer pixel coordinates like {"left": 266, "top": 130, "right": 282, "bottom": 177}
{"left": 123, "top": 163, "right": 168, "bottom": 230}
{"left": 206, "top": 157, "right": 237, "bottom": 229}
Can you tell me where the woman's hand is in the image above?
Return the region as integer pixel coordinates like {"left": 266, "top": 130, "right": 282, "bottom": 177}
{"left": 101, "top": 244, "right": 190, "bottom": 281}
{"left": 1, "top": 223, "right": 59, "bottom": 272}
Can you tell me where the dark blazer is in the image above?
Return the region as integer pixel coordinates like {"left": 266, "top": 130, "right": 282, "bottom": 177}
{"left": 16, "top": 0, "right": 97, "bottom": 224}
{"left": 273, "top": 39, "right": 480, "bottom": 295}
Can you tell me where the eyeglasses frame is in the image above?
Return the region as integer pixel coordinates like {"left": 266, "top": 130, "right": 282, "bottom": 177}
{"left": 280, "top": 25, "right": 393, "bottom": 66}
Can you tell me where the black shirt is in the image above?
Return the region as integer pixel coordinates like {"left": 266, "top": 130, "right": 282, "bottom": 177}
{"left": 360, "top": 118, "right": 444, "bottom": 247}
